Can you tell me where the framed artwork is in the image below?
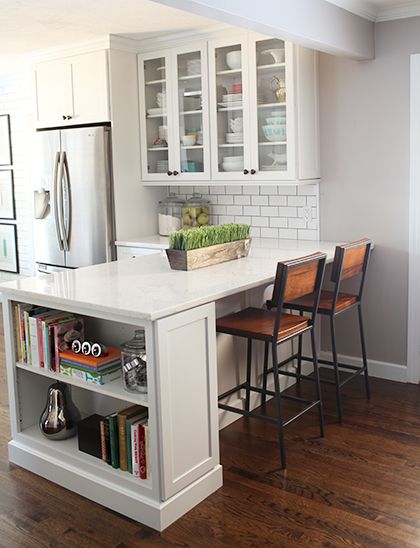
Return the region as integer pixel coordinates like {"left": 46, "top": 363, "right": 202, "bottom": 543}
{"left": 0, "top": 223, "right": 18, "bottom": 273}
{"left": 0, "top": 115, "right": 12, "bottom": 166}
{"left": 0, "top": 170, "right": 15, "bottom": 219}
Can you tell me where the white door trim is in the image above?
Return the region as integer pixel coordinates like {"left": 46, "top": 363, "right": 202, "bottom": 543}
{"left": 407, "top": 54, "right": 420, "bottom": 384}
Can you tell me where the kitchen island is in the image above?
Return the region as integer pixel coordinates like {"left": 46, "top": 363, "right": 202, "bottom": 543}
{"left": 0, "top": 238, "right": 341, "bottom": 531}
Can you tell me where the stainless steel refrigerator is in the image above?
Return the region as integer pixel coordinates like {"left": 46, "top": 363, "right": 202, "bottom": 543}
{"left": 33, "top": 125, "right": 115, "bottom": 274}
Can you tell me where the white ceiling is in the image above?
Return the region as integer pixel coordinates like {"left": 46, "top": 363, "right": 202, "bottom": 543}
{"left": 327, "top": 0, "right": 420, "bottom": 21}
{"left": 0, "top": 0, "right": 220, "bottom": 67}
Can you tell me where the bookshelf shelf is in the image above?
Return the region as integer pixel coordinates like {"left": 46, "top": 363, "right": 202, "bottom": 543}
{"left": 16, "top": 362, "right": 149, "bottom": 407}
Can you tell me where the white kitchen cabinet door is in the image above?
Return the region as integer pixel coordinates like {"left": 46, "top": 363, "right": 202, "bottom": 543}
{"left": 248, "top": 36, "right": 297, "bottom": 181}
{"left": 208, "top": 35, "right": 252, "bottom": 182}
{"left": 172, "top": 42, "right": 210, "bottom": 182}
{"left": 35, "top": 59, "right": 73, "bottom": 127}
{"left": 70, "top": 51, "right": 110, "bottom": 125}
{"left": 155, "top": 303, "right": 219, "bottom": 500}
{"left": 138, "top": 50, "right": 175, "bottom": 183}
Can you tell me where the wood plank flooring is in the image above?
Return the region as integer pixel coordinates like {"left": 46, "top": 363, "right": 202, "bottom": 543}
{"left": 0, "top": 322, "right": 419, "bottom": 547}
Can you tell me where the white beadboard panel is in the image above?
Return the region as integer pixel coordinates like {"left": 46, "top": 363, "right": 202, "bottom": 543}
{"left": 0, "top": 70, "right": 35, "bottom": 277}
{"left": 171, "top": 183, "right": 319, "bottom": 240}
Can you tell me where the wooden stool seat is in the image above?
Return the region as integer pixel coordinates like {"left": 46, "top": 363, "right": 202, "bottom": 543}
{"left": 288, "top": 290, "right": 358, "bottom": 315}
{"left": 216, "top": 307, "right": 310, "bottom": 342}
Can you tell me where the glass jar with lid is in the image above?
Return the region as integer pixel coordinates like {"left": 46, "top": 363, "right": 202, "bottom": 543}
{"left": 121, "top": 329, "right": 147, "bottom": 393}
{"left": 182, "top": 193, "right": 210, "bottom": 229}
{"left": 158, "top": 193, "right": 183, "bottom": 236}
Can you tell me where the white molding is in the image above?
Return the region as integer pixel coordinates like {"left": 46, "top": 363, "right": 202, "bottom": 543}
{"left": 319, "top": 351, "right": 408, "bottom": 383}
{"left": 24, "top": 37, "right": 112, "bottom": 63}
{"left": 326, "top": 0, "right": 378, "bottom": 21}
{"left": 407, "top": 54, "right": 420, "bottom": 384}
{"left": 376, "top": 1, "right": 420, "bottom": 22}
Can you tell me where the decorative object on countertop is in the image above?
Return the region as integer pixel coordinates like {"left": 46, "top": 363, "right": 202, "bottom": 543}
{"left": 158, "top": 193, "right": 183, "bottom": 236}
{"left": 182, "top": 193, "right": 210, "bottom": 229}
{"left": 166, "top": 223, "right": 251, "bottom": 271}
{"left": 39, "top": 382, "right": 81, "bottom": 440}
{"left": 121, "top": 330, "right": 147, "bottom": 394}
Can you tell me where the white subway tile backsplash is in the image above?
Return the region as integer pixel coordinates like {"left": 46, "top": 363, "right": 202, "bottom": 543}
{"left": 234, "top": 195, "right": 251, "bottom": 205}
{"left": 217, "top": 195, "right": 234, "bottom": 205}
{"left": 251, "top": 195, "right": 269, "bottom": 206}
{"left": 270, "top": 217, "right": 288, "bottom": 228}
{"left": 279, "top": 206, "right": 298, "bottom": 217}
{"left": 251, "top": 216, "right": 269, "bottom": 227}
{"left": 260, "top": 206, "right": 278, "bottom": 217}
{"left": 177, "top": 184, "right": 319, "bottom": 240}
{"left": 226, "top": 205, "right": 243, "bottom": 215}
{"left": 288, "top": 196, "right": 307, "bottom": 207}
{"left": 243, "top": 205, "right": 260, "bottom": 216}
{"left": 261, "top": 227, "right": 279, "bottom": 238}
{"left": 269, "top": 195, "right": 287, "bottom": 206}
{"left": 260, "top": 185, "right": 279, "bottom": 195}
{"left": 279, "top": 228, "right": 298, "bottom": 239}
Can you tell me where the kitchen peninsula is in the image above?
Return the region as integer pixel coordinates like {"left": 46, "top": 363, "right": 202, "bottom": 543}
{"left": 1, "top": 238, "right": 341, "bottom": 531}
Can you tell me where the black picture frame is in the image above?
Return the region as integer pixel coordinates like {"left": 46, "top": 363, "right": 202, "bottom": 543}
{"left": 0, "top": 115, "right": 12, "bottom": 166}
{"left": 0, "top": 170, "right": 16, "bottom": 220}
{"left": 0, "top": 223, "right": 19, "bottom": 273}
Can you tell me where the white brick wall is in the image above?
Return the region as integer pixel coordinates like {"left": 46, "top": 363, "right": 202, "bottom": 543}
{"left": 170, "top": 183, "right": 320, "bottom": 240}
{"left": 0, "top": 71, "right": 35, "bottom": 278}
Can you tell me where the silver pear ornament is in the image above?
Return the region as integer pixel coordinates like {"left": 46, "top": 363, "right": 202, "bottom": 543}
{"left": 39, "top": 382, "right": 81, "bottom": 440}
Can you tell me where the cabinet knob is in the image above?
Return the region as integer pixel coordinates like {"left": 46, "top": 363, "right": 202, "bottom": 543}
{"left": 173, "top": 170, "right": 179, "bottom": 176}
{"left": 243, "top": 169, "right": 249, "bottom": 175}
{"left": 250, "top": 169, "right": 256, "bottom": 175}
{"left": 167, "top": 171, "right": 173, "bottom": 176}
{"left": 62, "top": 115, "right": 72, "bottom": 120}
{"left": 62, "top": 115, "right": 67, "bottom": 120}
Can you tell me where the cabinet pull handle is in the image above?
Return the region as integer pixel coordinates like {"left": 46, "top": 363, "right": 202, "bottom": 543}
{"left": 243, "top": 169, "right": 249, "bottom": 175}
{"left": 173, "top": 170, "right": 179, "bottom": 176}
{"left": 250, "top": 169, "right": 256, "bottom": 175}
{"left": 167, "top": 171, "right": 173, "bottom": 176}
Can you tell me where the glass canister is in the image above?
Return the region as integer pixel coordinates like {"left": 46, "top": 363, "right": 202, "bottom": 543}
{"left": 182, "top": 193, "right": 210, "bottom": 229}
{"left": 121, "top": 330, "right": 147, "bottom": 393}
{"left": 158, "top": 193, "right": 183, "bottom": 236}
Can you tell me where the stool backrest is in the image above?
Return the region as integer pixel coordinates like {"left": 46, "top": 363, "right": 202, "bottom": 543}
{"left": 331, "top": 238, "right": 371, "bottom": 304}
{"left": 268, "top": 252, "right": 327, "bottom": 334}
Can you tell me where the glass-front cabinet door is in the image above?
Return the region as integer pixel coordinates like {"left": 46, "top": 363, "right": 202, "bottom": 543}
{"left": 208, "top": 38, "right": 251, "bottom": 180}
{"left": 139, "top": 51, "right": 174, "bottom": 182}
{"left": 173, "top": 43, "right": 210, "bottom": 181}
{"left": 249, "top": 36, "right": 295, "bottom": 180}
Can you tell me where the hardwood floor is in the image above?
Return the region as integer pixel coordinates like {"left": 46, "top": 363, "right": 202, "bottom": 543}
{"left": 0, "top": 324, "right": 420, "bottom": 547}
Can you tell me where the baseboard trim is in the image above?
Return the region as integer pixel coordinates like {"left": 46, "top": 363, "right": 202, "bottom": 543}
{"left": 319, "top": 351, "right": 408, "bottom": 383}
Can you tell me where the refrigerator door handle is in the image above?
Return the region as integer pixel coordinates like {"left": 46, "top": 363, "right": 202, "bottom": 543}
{"left": 53, "top": 151, "right": 64, "bottom": 251}
{"left": 62, "top": 152, "right": 71, "bottom": 252}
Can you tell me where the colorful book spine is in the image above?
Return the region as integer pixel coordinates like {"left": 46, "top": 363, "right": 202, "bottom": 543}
{"left": 100, "top": 419, "right": 106, "bottom": 463}
{"left": 144, "top": 424, "right": 150, "bottom": 479}
{"left": 104, "top": 419, "right": 112, "bottom": 465}
{"left": 139, "top": 423, "right": 147, "bottom": 480}
{"left": 132, "top": 422, "right": 140, "bottom": 478}
{"left": 118, "top": 414, "right": 128, "bottom": 472}
{"left": 59, "top": 363, "right": 120, "bottom": 385}
{"left": 59, "top": 358, "right": 120, "bottom": 373}
{"left": 108, "top": 414, "right": 119, "bottom": 469}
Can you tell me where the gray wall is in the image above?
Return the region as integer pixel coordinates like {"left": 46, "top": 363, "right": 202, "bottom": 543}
{"left": 319, "top": 17, "right": 420, "bottom": 366}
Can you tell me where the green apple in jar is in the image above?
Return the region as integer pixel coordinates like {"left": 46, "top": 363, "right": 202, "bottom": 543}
{"left": 182, "top": 193, "right": 210, "bottom": 227}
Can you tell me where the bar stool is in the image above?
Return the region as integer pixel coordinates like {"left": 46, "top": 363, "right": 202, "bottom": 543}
{"left": 216, "top": 252, "right": 327, "bottom": 469}
{"left": 284, "top": 239, "right": 372, "bottom": 422}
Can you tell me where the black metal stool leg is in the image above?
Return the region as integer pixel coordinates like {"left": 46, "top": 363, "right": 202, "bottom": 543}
{"left": 272, "top": 342, "right": 287, "bottom": 468}
{"left": 311, "top": 329, "right": 325, "bottom": 437}
{"left": 296, "top": 310, "right": 304, "bottom": 384}
{"left": 245, "top": 338, "right": 252, "bottom": 412}
{"left": 261, "top": 341, "right": 269, "bottom": 406}
{"left": 330, "top": 316, "right": 343, "bottom": 423}
{"left": 358, "top": 304, "right": 371, "bottom": 400}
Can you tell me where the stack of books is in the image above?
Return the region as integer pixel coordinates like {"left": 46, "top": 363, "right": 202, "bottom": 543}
{"left": 14, "top": 303, "right": 84, "bottom": 372}
{"left": 59, "top": 347, "right": 121, "bottom": 385}
{"left": 99, "top": 405, "right": 150, "bottom": 478}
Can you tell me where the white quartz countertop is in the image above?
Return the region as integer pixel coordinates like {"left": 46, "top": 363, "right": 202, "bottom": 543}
{"left": 115, "top": 235, "right": 169, "bottom": 249}
{"left": 0, "top": 239, "right": 343, "bottom": 322}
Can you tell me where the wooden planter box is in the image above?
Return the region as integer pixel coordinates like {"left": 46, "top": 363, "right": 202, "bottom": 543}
{"left": 166, "top": 238, "right": 251, "bottom": 271}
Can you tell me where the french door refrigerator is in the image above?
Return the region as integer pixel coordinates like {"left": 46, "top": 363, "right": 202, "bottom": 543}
{"left": 33, "top": 125, "right": 115, "bottom": 273}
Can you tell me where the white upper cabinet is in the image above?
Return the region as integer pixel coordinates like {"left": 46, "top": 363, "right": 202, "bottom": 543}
{"left": 138, "top": 42, "right": 210, "bottom": 183}
{"left": 34, "top": 51, "right": 110, "bottom": 128}
{"left": 139, "top": 31, "right": 319, "bottom": 186}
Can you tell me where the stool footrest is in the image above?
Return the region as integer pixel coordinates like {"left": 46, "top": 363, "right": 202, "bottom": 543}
{"left": 218, "top": 382, "right": 247, "bottom": 401}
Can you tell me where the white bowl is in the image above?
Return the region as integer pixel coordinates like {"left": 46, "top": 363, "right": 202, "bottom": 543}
{"left": 261, "top": 48, "right": 285, "bottom": 64}
{"left": 223, "top": 155, "right": 244, "bottom": 162}
{"left": 223, "top": 162, "right": 243, "bottom": 172}
{"left": 181, "top": 134, "right": 196, "bottom": 146}
{"left": 262, "top": 125, "right": 286, "bottom": 142}
{"left": 226, "top": 51, "right": 242, "bottom": 70}
{"left": 266, "top": 116, "right": 286, "bottom": 125}
{"left": 226, "top": 133, "right": 243, "bottom": 144}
